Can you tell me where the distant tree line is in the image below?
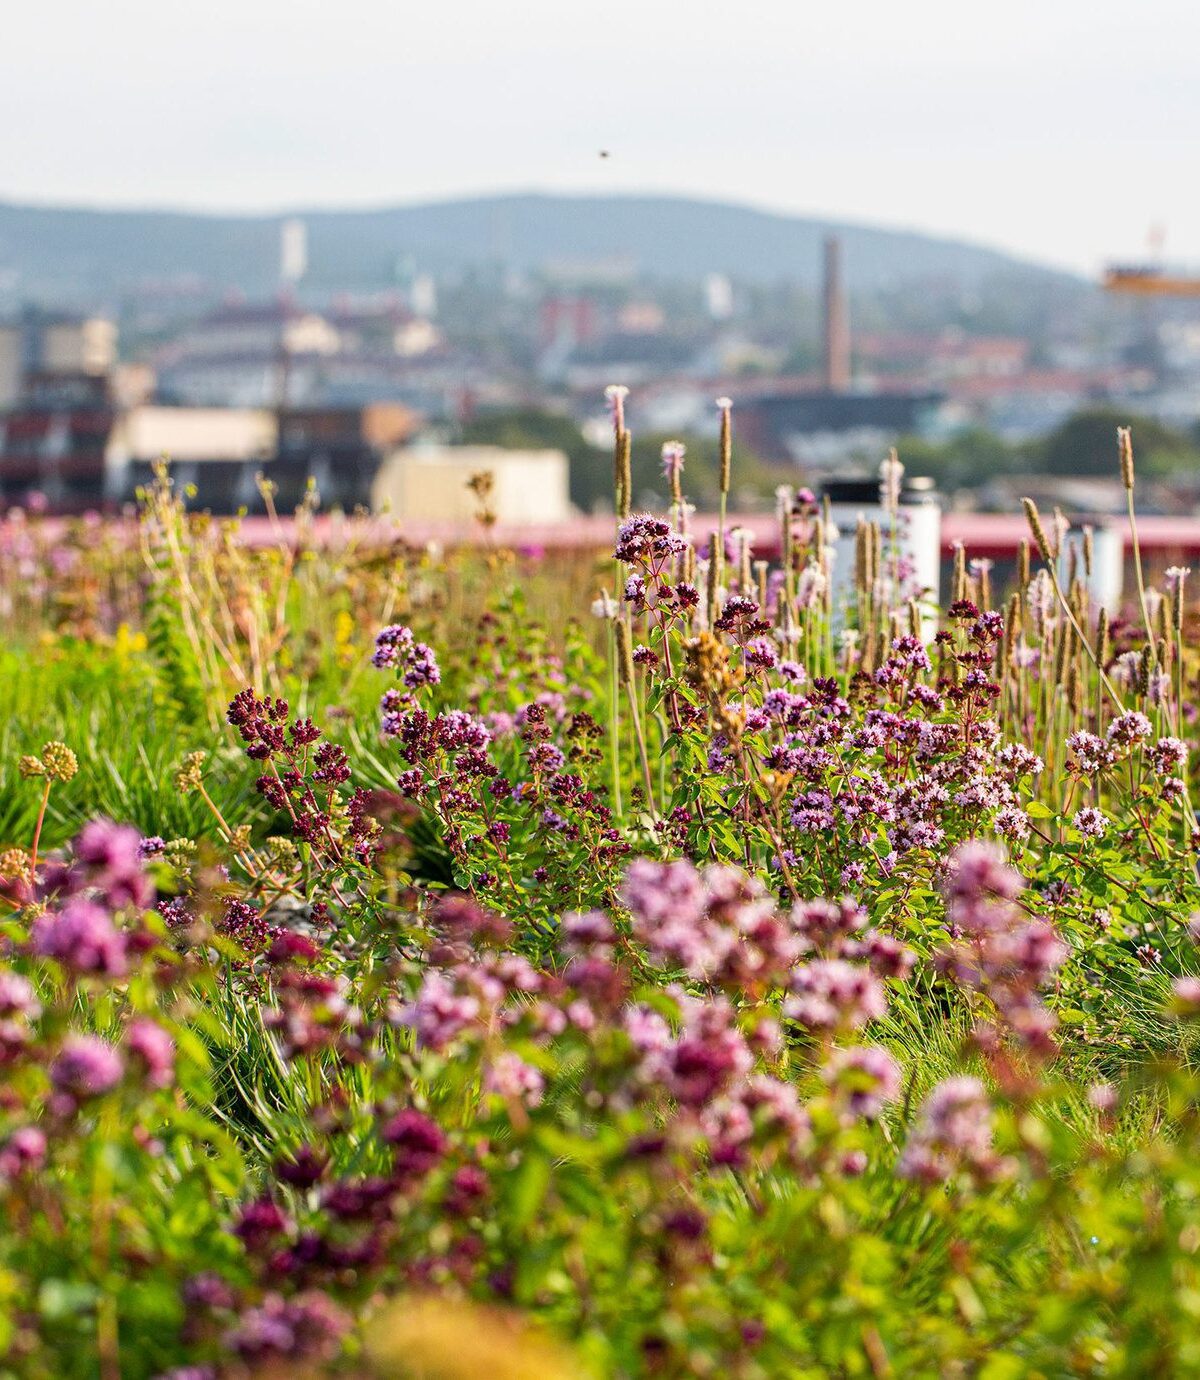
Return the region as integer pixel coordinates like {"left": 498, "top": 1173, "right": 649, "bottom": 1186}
{"left": 461, "top": 405, "right": 1200, "bottom": 512}
{"left": 897, "top": 407, "right": 1200, "bottom": 491}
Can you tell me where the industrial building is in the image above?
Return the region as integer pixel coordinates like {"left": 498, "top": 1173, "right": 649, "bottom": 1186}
{"left": 371, "top": 444, "right": 572, "bottom": 525}
{"left": 731, "top": 236, "right": 946, "bottom": 465}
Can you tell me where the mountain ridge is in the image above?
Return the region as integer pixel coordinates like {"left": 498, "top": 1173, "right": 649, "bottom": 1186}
{"left": 0, "top": 191, "right": 1084, "bottom": 301}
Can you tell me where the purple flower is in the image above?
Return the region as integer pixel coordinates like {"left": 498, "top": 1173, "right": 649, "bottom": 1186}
{"left": 614, "top": 514, "right": 689, "bottom": 566}
{"left": 275, "top": 1144, "right": 329, "bottom": 1189}
{"left": 658, "top": 999, "right": 754, "bottom": 1107}
{"left": 1171, "top": 976, "right": 1200, "bottom": 1016}
{"left": 371, "top": 623, "right": 414, "bottom": 669}
{"left": 395, "top": 972, "right": 482, "bottom": 1051}
{"left": 32, "top": 898, "right": 127, "bottom": 977}
{"left": 223, "top": 1292, "right": 348, "bottom": 1362}
{"left": 0, "top": 971, "right": 41, "bottom": 1020}
{"left": 661, "top": 440, "right": 686, "bottom": 483}
{"left": 233, "top": 1196, "right": 291, "bottom": 1248}
{"left": 372, "top": 624, "right": 441, "bottom": 688}
{"left": 74, "top": 820, "right": 152, "bottom": 909}
{"left": 1072, "top": 806, "right": 1108, "bottom": 840}
{"left": 1106, "top": 711, "right": 1153, "bottom": 750}
{"left": 381, "top": 1108, "right": 446, "bottom": 1177}
{"left": 622, "top": 857, "right": 706, "bottom": 933}
{"left": 484, "top": 1051, "right": 545, "bottom": 1107}
{"left": 76, "top": 818, "right": 141, "bottom": 872}
{"left": 219, "top": 898, "right": 275, "bottom": 956}
{"left": 822, "top": 1045, "right": 902, "bottom": 1120}
{"left": 51, "top": 1035, "right": 123, "bottom": 1098}
{"left": 1087, "top": 1082, "right": 1118, "bottom": 1113}
{"left": 1150, "top": 737, "right": 1188, "bottom": 776}
{"left": 125, "top": 1018, "right": 175, "bottom": 1087}
{"left": 0, "top": 1125, "right": 47, "bottom": 1179}
{"left": 785, "top": 960, "right": 887, "bottom": 1032}
{"left": 1066, "top": 731, "right": 1110, "bottom": 774}
{"left": 897, "top": 1076, "right": 1003, "bottom": 1183}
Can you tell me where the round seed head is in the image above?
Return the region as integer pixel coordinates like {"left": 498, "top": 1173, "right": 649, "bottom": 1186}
{"left": 40, "top": 742, "right": 78, "bottom": 783}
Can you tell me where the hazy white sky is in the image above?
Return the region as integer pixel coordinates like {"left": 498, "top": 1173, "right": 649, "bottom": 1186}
{"left": 3, "top": 0, "right": 1198, "bottom": 272}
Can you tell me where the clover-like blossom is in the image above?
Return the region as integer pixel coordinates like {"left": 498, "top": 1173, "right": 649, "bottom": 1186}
{"left": 372, "top": 624, "right": 441, "bottom": 687}
{"left": 32, "top": 898, "right": 127, "bottom": 977}
{"left": 1072, "top": 806, "right": 1108, "bottom": 840}
{"left": 784, "top": 960, "right": 886, "bottom": 1032}
{"left": 614, "top": 514, "right": 689, "bottom": 567}
{"left": 484, "top": 1051, "right": 545, "bottom": 1107}
{"left": 50, "top": 1034, "right": 123, "bottom": 1098}
{"left": 74, "top": 820, "right": 152, "bottom": 909}
{"left": 125, "top": 1017, "right": 176, "bottom": 1087}
{"left": 822, "top": 1044, "right": 902, "bottom": 1121}
{"left": 897, "top": 1076, "right": 1005, "bottom": 1183}
{"left": 937, "top": 842, "right": 1064, "bottom": 1056}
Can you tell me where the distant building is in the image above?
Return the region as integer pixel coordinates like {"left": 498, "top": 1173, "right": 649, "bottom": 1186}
{"left": 280, "top": 219, "right": 308, "bottom": 286}
{"left": 106, "top": 405, "right": 277, "bottom": 506}
{"left": 174, "top": 300, "right": 341, "bottom": 361}
{"left": 155, "top": 300, "right": 340, "bottom": 407}
{"left": 0, "top": 372, "right": 114, "bottom": 509}
{"left": 372, "top": 444, "right": 572, "bottom": 524}
{"left": 156, "top": 298, "right": 444, "bottom": 409}
{"left": 856, "top": 330, "right": 1030, "bottom": 383}
{"left": 0, "top": 378, "right": 420, "bottom": 514}
{"left": 539, "top": 296, "right": 597, "bottom": 351}
{"left": 0, "top": 326, "right": 21, "bottom": 408}
{"left": 0, "top": 313, "right": 118, "bottom": 409}
{"left": 703, "top": 273, "right": 735, "bottom": 322}
{"left": 275, "top": 404, "right": 420, "bottom": 509}
{"left": 41, "top": 316, "right": 117, "bottom": 376}
{"left": 735, "top": 387, "right": 944, "bottom": 466}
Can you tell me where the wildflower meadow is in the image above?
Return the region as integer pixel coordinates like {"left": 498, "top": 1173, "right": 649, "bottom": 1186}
{"left": 5, "top": 401, "right": 1200, "bottom": 1378}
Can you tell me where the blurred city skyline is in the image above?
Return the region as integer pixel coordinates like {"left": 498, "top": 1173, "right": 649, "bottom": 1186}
{"left": 2, "top": 0, "right": 1197, "bottom": 273}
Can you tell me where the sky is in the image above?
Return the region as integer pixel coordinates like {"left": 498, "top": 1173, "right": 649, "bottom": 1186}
{"left": 3, "top": 0, "right": 1198, "bottom": 274}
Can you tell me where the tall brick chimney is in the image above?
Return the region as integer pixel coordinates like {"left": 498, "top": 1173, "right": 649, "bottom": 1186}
{"left": 822, "top": 235, "right": 851, "bottom": 393}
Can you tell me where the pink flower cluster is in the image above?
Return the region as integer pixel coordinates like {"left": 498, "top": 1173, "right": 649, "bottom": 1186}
{"left": 898, "top": 1076, "right": 1008, "bottom": 1183}
{"left": 936, "top": 841, "right": 1065, "bottom": 1056}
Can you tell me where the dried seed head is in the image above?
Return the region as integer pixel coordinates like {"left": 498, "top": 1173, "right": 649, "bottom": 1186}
{"left": 266, "top": 836, "right": 299, "bottom": 864}
{"left": 1095, "top": 606, "right": 1111, "bottom": 666}
{"left": 1021, "top": 498, "right": 1052, "bottom": 564}
{"left": 1118, "top": 426, "right": 1135, "bottom": 491}
{"left": 1052, "top": 622, "right": 1069, "bottom": 686}
{"left": 18, "top": 755, "right": 44, "bottom": 780}
{"left": 706, "top": 532, "right": 721, "bottom": 622}
{"left": 754, "top": 559, "right": 769, "bottom": 608}
{"left": 163, "top": 838, "right": 197, "bottom": 868}
{"left": 40, "top": 742, "right": 78, "bottom": 783}
{"left": 716, "top": 396, "right": 733, "bottom": 495}
{"left": 174, "top": 750, "right": 208, "bottom": 794}
{"left": 0, "top": 847, "right": 31, "bottom": 882}
{"left": 951, "top": 542, "right": 967, "bottom": 603}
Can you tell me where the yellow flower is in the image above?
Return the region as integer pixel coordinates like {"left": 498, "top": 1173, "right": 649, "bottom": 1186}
{"left": 362, "top": 1296, "right": 584, "bottom": 1380}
